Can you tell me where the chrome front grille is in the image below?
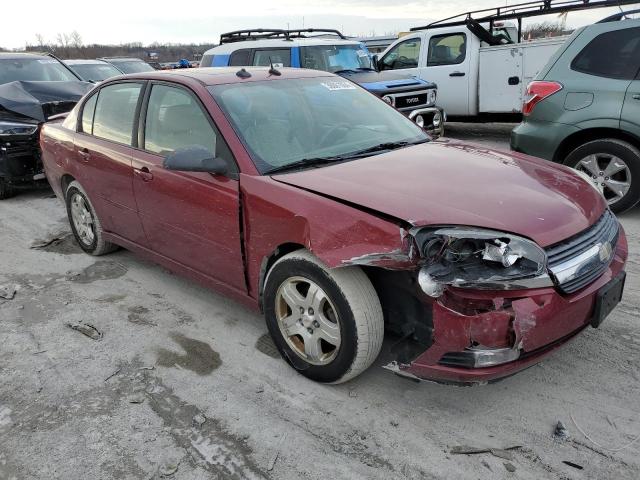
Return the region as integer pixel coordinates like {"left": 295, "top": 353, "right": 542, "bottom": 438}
{"left": 546, "top": 210, "right": 619, "bottom": 294}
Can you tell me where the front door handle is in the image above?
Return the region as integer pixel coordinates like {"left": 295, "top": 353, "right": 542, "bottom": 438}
{"left": 134, "top": 167, "right": 154, "bottom": 182}
{"left": 78, "top": 147, "right": 90, "bottom": 163}
{"left": 632, "top": 94, "right": 640, "bottom": 100}
{"left": 449, "top": 71, "right": 466, "bottom": 77}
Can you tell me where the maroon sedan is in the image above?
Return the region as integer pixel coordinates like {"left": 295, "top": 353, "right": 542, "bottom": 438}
{"left": 40, "top": 67, "right": 627, "bottom": 385}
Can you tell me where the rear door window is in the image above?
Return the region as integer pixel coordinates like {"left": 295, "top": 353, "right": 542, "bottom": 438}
{"left": 427, "top": 33, "right": 467, "bottom": 66}
{"left": 252, "top": 49, "right": 291, "bottom": 67}
{"left": 571, "top": 27, "right": 640, "bottom": 80}
{"left": 92, "top": 83, "right": 143, "bottom": 145}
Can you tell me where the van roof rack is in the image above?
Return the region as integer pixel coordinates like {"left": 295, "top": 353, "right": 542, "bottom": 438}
{"left": 411, "top": 0, "right": 640, "bottom": 42}
{"left": 220, "top": 28, "right": 347, "bottom": 44}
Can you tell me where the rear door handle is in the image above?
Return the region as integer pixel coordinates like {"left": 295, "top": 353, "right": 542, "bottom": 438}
{"left": 449, "top": 71, "right": 465, "bottom": 77}
{"left": 134, "top": 167, "right": 154, "bottom": 182}
{"left": 632, "top": 94, "right": 640, "bottom": 100}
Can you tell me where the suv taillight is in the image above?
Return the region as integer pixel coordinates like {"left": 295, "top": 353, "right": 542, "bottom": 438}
{"left": 522, "top": 81, "right": 562, "bottom": 116}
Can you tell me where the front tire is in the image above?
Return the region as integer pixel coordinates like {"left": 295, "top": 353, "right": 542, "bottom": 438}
{"left": 564, "top": 139, "right": 640, "bottom": 213}
{"left": 264, "top": 250, "right": 384, "bottom": 384}
{"left": 65, "top": 180, "right": 118, "bottom": 256}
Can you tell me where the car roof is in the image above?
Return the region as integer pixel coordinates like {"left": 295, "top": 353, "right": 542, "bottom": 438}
{"left": 205, "top": 37, "right": 364, "bottom": 55}
{"left": 65, "top": 59, "right": 113, "bottom": 65}
{"left": 116, "top": 66, "right": 335, "bottom": 86}
{"left": 0, "top": 51, "right": 52, "bottom": 60}
{"left": 99, "top": 57, "right": 146, "bottom": 62}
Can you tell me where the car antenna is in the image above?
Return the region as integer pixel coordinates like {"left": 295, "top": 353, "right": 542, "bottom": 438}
{"left": 236, "top": 68, "right": 251, "bottom": 79}
{"left": 268, "top": 57, "right": 281, "bottom": 76}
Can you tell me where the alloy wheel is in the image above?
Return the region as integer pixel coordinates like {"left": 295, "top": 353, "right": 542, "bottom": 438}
{"left": 70, "top": 193, "right": 95, "bottom": 246}
{"left": 275, "top": 276, "right": 341, "bottom": 365}
{"left": 576, "top": 153, "right": 632, "bottom": 206}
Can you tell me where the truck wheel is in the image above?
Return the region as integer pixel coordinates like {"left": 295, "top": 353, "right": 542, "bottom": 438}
{"left": 0, "top": 178, "right": 15, "bottom": 200}
{"left": 564, "top": 139, "right": 640, "bottom": 213}
{"left": 263, "top": 250, "right": 384, "bottom": 384}
{"left": 65, "top": 181, "right": 118, "bottom": 256}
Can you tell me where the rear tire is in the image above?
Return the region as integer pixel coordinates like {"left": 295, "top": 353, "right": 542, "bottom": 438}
{"left": 0, "top": 178, "right": 15, "bottom": 200}
{"left": 65, "top": 181, "right": 118, "bottom": 256}
{"left": 264, "top": 250, "right": 384, "bottom": 384}
{"left": 564, "top": 139, "right": 640, "bottom": 213}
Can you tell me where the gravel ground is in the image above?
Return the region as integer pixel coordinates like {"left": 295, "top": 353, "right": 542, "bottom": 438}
{"left": 1, "top": 126, "right": 639, "bottom": 479}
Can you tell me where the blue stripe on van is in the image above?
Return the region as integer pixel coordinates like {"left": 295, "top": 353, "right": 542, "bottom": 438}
{"left": 212, "top": 54, "right": 231, "bottom": 66}
{"left": 291, "top": 47, "right": 300, "bottom": 68}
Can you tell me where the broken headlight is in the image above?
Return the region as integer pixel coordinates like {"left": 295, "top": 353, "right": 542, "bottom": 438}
{"left": 0, "top": 121, "right": 38, "bottom": 137}
{"left": 414, "top": 227, "right": 553, "bottom": 297}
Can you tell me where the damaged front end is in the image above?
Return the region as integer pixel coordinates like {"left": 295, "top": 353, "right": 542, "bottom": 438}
{"left": 366, "top": 222, "right": 626, "bottom": 385}
{"left": 0, "top": 80, "right": 91, "bottom": 195}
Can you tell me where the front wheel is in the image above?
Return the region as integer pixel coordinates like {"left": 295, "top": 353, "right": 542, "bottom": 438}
{"left": 263, "top": 250, "right": 384, "bottom": 384}
{"left": 564, "top": 139, "right": 640, "bottom": 213}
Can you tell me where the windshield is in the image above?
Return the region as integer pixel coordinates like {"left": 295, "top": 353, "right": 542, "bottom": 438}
{"left": 209, "top": 77, "right": 428, "bottom": 174}
{"left": 69, "top": 63, "right": 121, "bottom": 82}
{"left": 300, "top": 45, "right": 373, "bottom": 72}
{"left": 0, "top": 57, "right": 78, "bottom": 84}
{"left": 109, "top": 60, "right": 155, "bottom": 74}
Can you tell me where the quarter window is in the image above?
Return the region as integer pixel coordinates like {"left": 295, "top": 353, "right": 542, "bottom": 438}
{"left": 571, "top": 27, "right": 640, "bottom": 80}
{"left": 229, "top": 49, "right": 251, "bottom": 66}
{"left": 380, "top": 38, "right": 421, "bottom": 70}
{"left": 252, "top": 49, "right": 291, "bottom": 67}
{"left": 92, "top": 83, "right": 142, "bottom": 145}
{"left": 144, "top": 84, "right": 217, "bottom": 156}
{"left": 427, "top": 33, "right": 467, "bottom": 66}
{"left": 81, "top": 93, "right": 97, "bottom": 134}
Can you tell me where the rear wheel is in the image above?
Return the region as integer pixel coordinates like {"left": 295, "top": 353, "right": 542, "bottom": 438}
{"left": 264, "top": 250, "right": 384, "bottom": 384}
{"left": 564, "top": 139, "right": 640, "bottom": 213}
{"left": 0, "top": 178, "right": 15, "bottom": 200}
{"left": 65, "top": 181, "right": 118, "bottom": 256}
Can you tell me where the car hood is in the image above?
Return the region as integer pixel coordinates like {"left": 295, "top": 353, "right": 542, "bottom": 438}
{"left": 337, "top": 70, "right": 436, "bottom": 91}
{"left": 272, "top": 141, "right": 607, "bottom": 248}
{"left": 0, "top": 80, "right": 93, "bottom": 122}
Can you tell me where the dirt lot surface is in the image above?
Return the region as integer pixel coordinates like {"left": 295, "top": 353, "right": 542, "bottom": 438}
{"left": 1, "top": 126, "right": 639, "bottom": 479}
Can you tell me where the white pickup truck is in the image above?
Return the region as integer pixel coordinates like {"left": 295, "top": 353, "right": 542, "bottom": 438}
{"left": 377, "top": 23, "right": 566, "bottom": 117}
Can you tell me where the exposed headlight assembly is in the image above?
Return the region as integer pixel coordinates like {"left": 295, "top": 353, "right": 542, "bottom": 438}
{"left": 0, "top": 121, "right": 38, "bottom": 137}
{"left": 414, "top": 227, "right": 553, "bottom": 297}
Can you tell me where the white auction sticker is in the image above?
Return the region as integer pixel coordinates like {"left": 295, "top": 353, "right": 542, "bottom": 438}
{"left": 321, "top": 81, "right": 357, "bottom": 91}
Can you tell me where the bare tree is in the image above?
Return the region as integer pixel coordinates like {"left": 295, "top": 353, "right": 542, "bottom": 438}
{"left": 523, "top": 21, "right": 568, "bottom": 40}
{"left": 35, "top": 33, "right": 45, "bottom": 49}
{"left": 70, "top": 31, "right": 82, "bottom": 48}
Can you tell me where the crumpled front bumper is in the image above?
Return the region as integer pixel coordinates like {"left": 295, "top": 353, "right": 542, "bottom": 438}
{"left": 0, "top": 132, "right": 46, "bottom": 186}
{"left": 388, "top": 229, "right": 628, "bottom": 385}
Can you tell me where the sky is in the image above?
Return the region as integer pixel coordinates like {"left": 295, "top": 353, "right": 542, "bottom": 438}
{"left": 1, "top": 0, "right": 638, "bottom": 48}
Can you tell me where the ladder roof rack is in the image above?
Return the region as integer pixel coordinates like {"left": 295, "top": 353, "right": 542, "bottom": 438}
{"left": 410, "top": 0, "right": 640, "bottom": 32}
{"left": 220, "top": 28, "right": 347, "bottom": 45}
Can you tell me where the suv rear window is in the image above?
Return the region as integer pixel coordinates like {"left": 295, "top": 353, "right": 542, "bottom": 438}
{"left": 571, "top": 27, "right": 640, "bottom": 80}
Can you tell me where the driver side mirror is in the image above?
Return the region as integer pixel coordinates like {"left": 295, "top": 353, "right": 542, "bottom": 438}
{"left": 372, "top": 54, "right": 380, "bottom": 71}
{"left": 163, "top": 145, "right": 228, "bottom": 175}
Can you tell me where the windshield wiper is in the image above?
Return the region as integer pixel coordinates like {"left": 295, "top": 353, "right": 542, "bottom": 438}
{"left": 265, "top": 139, "right": 428, "bottom": 175}
{"left": 265, "top": 155, "right": 348, "bottom": 175}
{"left": 340, "top": 139, "right": 429, "bottom": 158}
